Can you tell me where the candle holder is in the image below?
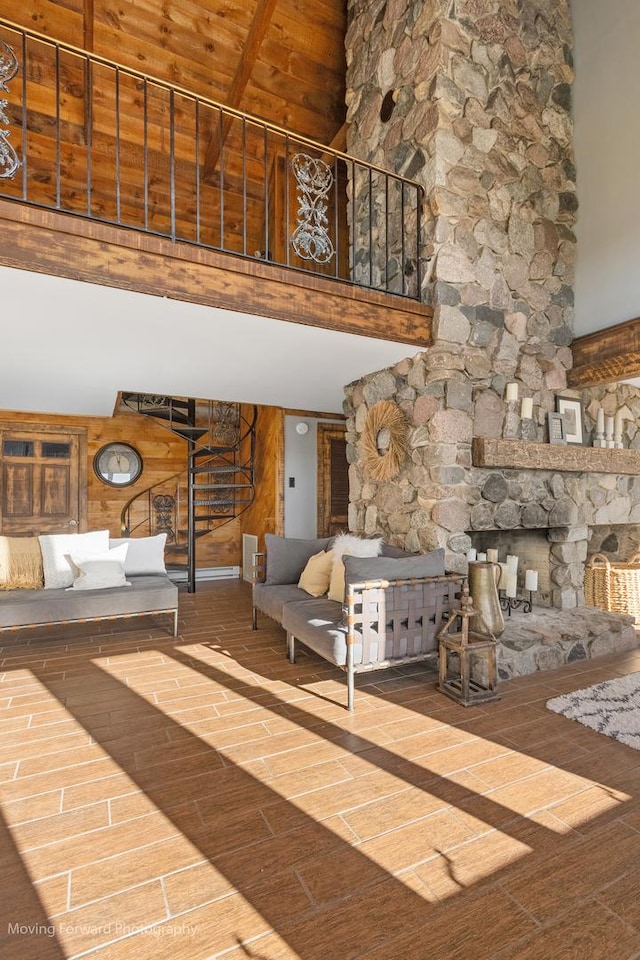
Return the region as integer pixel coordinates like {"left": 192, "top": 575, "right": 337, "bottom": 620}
{"left": 503, "top": 401, "right": 520, "bottom": 440}
{"left": 520, "top": 417, "right": 537, "bottom": 441}
{"left": 499, "top": 589, "right": 534, "bottom": 615}
{"left": 594, "top": 409, "right": 606, "bottom": 448}
{"left": 605, "top": 416, "right": 615, "bottom": 449}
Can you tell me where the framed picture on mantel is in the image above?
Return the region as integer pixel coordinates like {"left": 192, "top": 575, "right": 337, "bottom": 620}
{"left": 556, "top": 396, "right": 584, "bottom": 444}
{"left": 547, "top": 411, "right": 567, "bottom": 445}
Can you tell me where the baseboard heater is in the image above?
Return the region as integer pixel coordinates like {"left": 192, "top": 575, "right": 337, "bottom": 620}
{"left": 167, "top": 566, "right": 240, "bottom": 583}
{"left": 242, "top": 534, "right": 259, "bottom": 582}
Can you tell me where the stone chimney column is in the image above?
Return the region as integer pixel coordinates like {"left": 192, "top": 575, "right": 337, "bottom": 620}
{"left": 344, "top": 0, "right": 579, "bottom": 590}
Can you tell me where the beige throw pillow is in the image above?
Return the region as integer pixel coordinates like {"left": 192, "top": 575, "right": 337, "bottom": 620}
{"left": 0, "top": 536, "right": 44, "bottom": 589}
{"left": 328, "top": 558, "right": 347, "bottom": 603}
{"left": 298, "top": 550, "right": 334, "bottom": 597}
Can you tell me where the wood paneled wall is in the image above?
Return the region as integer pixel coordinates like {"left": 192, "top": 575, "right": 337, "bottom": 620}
{"left": 0, "top": 406, "right": 247, "bottom": 568}
{"left": 240, "top": 403, "right": 284, "bottom": 551}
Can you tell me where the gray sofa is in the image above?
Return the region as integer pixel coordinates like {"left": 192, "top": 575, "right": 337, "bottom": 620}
{"left": 0, "top": 532, "right": 179, "bottom": 636}
{"left": 0, "top": 574, "right": 179, "bottom": 636}
{"left": 252, "top": 534, "right": 463, "bottom": 710}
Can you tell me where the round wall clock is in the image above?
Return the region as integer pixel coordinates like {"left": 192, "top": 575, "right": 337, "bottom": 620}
{"left": 93, "top": 442, "right": 143, "bottom": 487}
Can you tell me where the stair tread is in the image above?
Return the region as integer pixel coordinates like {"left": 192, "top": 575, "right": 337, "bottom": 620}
{"left": 192, "top": 465, "right": 251, "bottom": 472}
{"left": 174, "top": 427, "right": 209, "bottom": 437}
{"left": 191, "top": 468, "right": 251, "bottom": 476}
{"left": 194, "top": 503, "right": 235, "bottom": 508}
{"left": 194, "top": 513, "right": 236, "bottom": 519}
{"left": 191, "top": 448, "right": 237, "bottom": 457}
{"left": 191, "top": 483, "right": 253, "bottom": 490}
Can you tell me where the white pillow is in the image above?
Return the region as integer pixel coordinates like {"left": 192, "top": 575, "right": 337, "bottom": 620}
{"left": 328, "top": 534, "right": 383, "bottom": 602}
{"left": 331, "top": 534, "right": 383, "bottom": 563}
{"left": 66, "top": 544, "right": 130, "bottom": 591}
{"left": 39, "top": 530, "right": 109, "bottom": 589}
{"left": 66, "top": 542, "right": 129, "bottom": 577}
{"left": 108, "top": 534, "right": 167, "bottom": 575}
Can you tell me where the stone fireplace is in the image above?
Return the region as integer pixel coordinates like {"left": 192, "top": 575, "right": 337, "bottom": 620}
{"left": 345, "top": 370, "right": 640, "bottom": 612}
{"left": 342, "top": 0, "right": 640, "bottom": 629}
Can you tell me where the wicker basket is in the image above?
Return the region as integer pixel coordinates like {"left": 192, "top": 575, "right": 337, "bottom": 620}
{"left": 584, "top": 553, "right": 640, "bottom": 623}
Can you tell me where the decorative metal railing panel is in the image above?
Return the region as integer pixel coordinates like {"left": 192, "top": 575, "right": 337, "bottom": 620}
{"left": 0, "top": 18, "right": 424, "bottom": 299}
{"left": 0, "top": 38, "right": 19, "bottom": 179}
{"left": 290, "top": 153, "right": 335, "bottom": 265}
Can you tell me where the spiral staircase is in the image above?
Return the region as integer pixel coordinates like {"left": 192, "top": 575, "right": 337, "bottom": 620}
{"left": 120, "top": 394, "right": 257, "bottom": 593}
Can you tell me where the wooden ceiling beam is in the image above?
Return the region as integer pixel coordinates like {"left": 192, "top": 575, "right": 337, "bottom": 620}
{"left": 568, "top": 317, "right": 640, "bottom": 387}
{"left": 328, "top": 121, "right": 348, "bottom": 153}
{"left": 225, "top": 0, "right": 280, "bottom": 111}
{"left": 203, "top": 0, "right": 278, "bottom": 181}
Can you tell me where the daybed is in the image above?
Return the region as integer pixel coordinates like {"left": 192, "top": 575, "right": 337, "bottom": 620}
{"left": 252, "top": 534, "right": 463, "bottom": 710}
{"left": 0, "top": 531, "right": 178, "bottom": 636}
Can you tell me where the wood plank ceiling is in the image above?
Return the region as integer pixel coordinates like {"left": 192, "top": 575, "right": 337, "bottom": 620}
{"left": 4, "top": 0, "right": 347, "bottom": 150}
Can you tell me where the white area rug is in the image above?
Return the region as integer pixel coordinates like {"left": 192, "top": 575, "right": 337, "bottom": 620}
{"left": 547, "top": 673, "right": 640, "bottom": 750}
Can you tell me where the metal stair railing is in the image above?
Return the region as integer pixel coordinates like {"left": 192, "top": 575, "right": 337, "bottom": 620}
{"left": 120, "top": 397, "right": 257, "bottom": 592}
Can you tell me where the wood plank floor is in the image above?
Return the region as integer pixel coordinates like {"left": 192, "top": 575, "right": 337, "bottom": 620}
{"left": 2, "top": 580, "right": 640, "bottom": 959}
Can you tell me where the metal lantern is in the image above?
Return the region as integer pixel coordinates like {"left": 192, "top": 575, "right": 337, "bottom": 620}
{"left": 437, "top": 580, "right": 500, "bottom": 707}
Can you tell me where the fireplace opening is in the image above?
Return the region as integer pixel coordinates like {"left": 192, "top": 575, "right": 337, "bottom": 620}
{"left": 467, "top": 530, "right": 553, "bottom": 608}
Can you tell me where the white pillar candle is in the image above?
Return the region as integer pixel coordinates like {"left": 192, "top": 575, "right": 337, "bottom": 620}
{"left": 466, "top": 548, "right": 477, "bottom": 562}
{"left": 506, "top": 382, "right": 518, "bottom": 403}
{"left": 506, "top": 554, "right": 519, "bottom": 574}
{"left": 477, "top": 552, "right": 487, "bottom": 562}
{"left": 615, "top": 410, "right": 623, "bottom": 433}
{"left": 487, "top": 548, "right": 498, "bottom": 563}
{"left": 525, "top": 569, "right": 538, "bottom": 592}
{"left": 520, "top": 397, "right": 533, "bottom": 419}
{"left": 498, "top": 562, "right": 508, "bottom": 590}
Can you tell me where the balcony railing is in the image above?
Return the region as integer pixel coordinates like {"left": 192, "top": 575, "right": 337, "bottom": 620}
{"left": 0, "top": 19, "right": 425, "bottom": 299}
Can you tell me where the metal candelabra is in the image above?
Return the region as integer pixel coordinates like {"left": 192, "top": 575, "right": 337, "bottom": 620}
{"left": 499, "top": 590, "right": 534, "bottom": 615}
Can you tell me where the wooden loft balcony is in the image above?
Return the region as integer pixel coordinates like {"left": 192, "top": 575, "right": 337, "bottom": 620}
{"left": 0, "top": 18, "right": 433, "bottom": 348}
{"left": 0, "top": 200, "right": 432, "bottom": 346}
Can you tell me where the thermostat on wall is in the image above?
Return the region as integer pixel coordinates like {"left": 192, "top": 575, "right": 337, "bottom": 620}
{"left": 295, "top": 422, "right": 309, "bottom": 435}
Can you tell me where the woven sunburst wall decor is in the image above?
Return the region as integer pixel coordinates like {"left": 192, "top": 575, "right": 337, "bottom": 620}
{"left": 361, "top": 401, "right": 408, "bottom": 481}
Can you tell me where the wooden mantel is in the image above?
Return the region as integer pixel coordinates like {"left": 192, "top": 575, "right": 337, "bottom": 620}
{"left": 472, "top": 437, "right": 640, "bottom": 476}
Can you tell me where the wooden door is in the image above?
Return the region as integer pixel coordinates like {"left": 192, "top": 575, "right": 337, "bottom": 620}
{"left": 0, "top": 424, "right": 87, "bottom": 535}
{"left": 317, "top": 424, "right": 349, "bottom": 537}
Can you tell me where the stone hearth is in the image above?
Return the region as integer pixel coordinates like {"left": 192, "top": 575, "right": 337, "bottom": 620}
{"left": 497, "top": 607, "right": 637, "bottom": 680}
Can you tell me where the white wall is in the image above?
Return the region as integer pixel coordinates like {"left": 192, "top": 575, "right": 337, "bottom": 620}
{"left": 283, "top": 415, "right": 344, "bottom": 538}
{"left": 0, "top": 266, "right": 420, "bottom": 418}
{"left": 283, "top": 417, "right": 319, "bottom": 538}
{"left": 573, "top": 0, "right": 640, "bottom": 335}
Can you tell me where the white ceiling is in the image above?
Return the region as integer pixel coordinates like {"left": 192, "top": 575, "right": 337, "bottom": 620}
{"left": 1, "top": 266, "right": 422, "bottom": 417}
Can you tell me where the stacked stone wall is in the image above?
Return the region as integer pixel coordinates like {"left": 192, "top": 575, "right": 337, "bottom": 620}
{"left": 346, "top": 0, "right": 576, "bottom": 375}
